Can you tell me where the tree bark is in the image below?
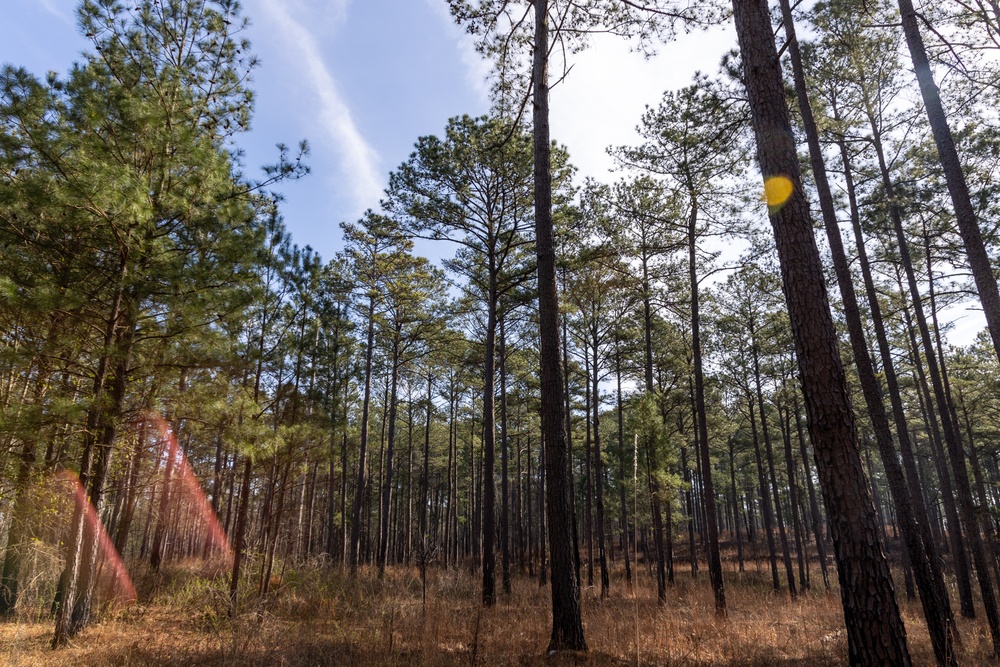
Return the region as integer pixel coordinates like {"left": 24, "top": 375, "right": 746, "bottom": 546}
{"left": 777, "top": 1, "right": 957, "bottom": 658}
{"left": 534, "top": 1, "right": 584, "bottom": 650}
{"left": 732, "top": 1, "right": 911, "bottom": 661}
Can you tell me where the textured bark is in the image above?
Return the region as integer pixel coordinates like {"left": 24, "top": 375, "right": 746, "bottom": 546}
{"left": 836, "top": 127, "right": 962, "bottom": 613}
{"left": 889, "top": 198, "right": 1000, "bottom": 653}
{"left": 533, "top": 0, "right": 584, "bottom": 651}
{"left": 777, "top": 1, "right": 956, "bottom": 659}
{"left": 732, "top": 1, "right": 911, "bottom": 662}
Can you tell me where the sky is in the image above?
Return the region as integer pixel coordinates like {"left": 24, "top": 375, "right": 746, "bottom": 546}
{"left": 1, "top": 0, "right": 986, "bottom": 344}
{"left": 0, "top": 0, "right": 736, "bottom": 262}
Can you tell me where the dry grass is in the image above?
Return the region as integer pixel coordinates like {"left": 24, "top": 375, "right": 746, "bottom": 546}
{"left": 0, "top": 560, "right": 994, "bottom": 666}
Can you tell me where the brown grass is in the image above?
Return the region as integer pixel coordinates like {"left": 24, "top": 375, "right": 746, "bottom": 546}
{"left": 0, "top": 560, "right": 994, "bottom": 666}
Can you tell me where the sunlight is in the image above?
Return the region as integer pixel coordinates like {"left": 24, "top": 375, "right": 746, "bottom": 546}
{"left": 56, "top": 470, "right": 137, "bottom": 605}
{"left": 148, "top": 416, "right": 234, "bottom": 566}
{"left": 762, "top": 175, "right": 794, "bottom": 212}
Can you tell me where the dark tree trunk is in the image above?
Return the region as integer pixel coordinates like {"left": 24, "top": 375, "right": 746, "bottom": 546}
{"left": 533, "top": 0, "right": 584, "bottom": 651}
{"left": 892, "top": 219, "right": 1000, "bottom": 651}
{"left": 378, "top": 333, "right": 402, "bottom": 576}
{"left": 591, "top": 322, "right": 609, "bottom": 599}
{"left": 732, "top": 1, "right": 911, "bottom": 661}
{"left": 779, "top": 404, "right": 807, "bottom": 592}
{"left": 67, "top": 294, "right": 137, "bottom": 638}
{"left": 835, "top": 121, "right": 957, "bottom": 612}
{"left": 689, "top": 204, "right": 725, "bottom": 612}
{"left": 500, "top": 317, "right": 512, "bottom": 595}
{"left": 647, "top": 452, "right": 668, "bottom": 605}
{"left": 752, "top": 355, "right": 796, "bottom": 599}
{"left": 52, "top": 277, "right": 124, "bottom": 647}
{"left": 115, "top": 418, "right": 147, "bottom": 558}
{"left": 895, "top": 0, "right": 1000, "bottom": 366}
{"left": 615, "top": 345, "right": 632, "bottom": 585}
{"left": 728, "top": 435, "right": 745, "bottom": 574}
{"left": 350, "top": 299, "right": 377, "bottom": 572}
{"left": 482, "top": 283, "right": 499, "bottom": 605}
{"left": 748, "top": 394, "right": 780, "bottom": 591}
{"left": 777, "top": 2, "right": 956, "bottom": 657}
{"left": 228, "top": 456, "right": 253, "bottom": 614}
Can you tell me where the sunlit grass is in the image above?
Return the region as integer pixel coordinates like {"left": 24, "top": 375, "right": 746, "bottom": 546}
{"left": 0, "top": 556, "right": 991, "bottom": 665}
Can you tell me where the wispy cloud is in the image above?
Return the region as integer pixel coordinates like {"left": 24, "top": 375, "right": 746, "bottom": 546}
{"left": 423, "top": 0, "right": 491, "bottom": 103}
{"left": 257, "top": 0, "right": 383, "bottom": 212}
{"left": 37, "top": 0, "right": 74, "bottom": 25}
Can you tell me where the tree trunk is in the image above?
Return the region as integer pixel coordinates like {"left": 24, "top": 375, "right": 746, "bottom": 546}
{"left": 378, "top": 332, "right": 402, "bottom": 576}
{"left": 748, "top": 394, "right": 780, "bottom": 591}
{"left": 835, "top": 121, "right": 957, "bottom": 611}
{"left": 732, "top": 1, "right": 911, "bottom": 661}
{"left": 689, "top": 208, "right": 724, "bottom": 610}
{"left": 615, "top": 345, "right": 632, "bottom": 585}
{"left": 591, "top": 322, "right": 609, "bottom": 599}
{"left": 777, "top": 1, "right": 956, "bottom": 656}
{"left": 350, "top": 299, "right": 377, "bottom": 572}
{"left": 896, "top": 0, "right": 1000, "bottom": 366}
{"left": 533, "top": 0, "right": 585, "bottom": 651}
{"left": 482, "top": 282, "right": 499, "bottom": 604}
{"left": 500, "top": 317, "right": 512, "bottom": 595}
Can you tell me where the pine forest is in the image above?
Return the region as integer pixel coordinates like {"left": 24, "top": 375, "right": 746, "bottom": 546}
{"left": 4, "top": 0, "right": 1000, "bottom": 665}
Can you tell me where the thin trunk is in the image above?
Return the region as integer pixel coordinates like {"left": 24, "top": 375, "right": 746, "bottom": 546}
{"left": 896, "top": 0, "right": 1000, "bottom": 365}
{"left": 378, "top": 333, "right": 402, "bottom": 576}
{"left": 350, "top": 299, "right": 377, "bottom": 572}
{"left": 689, "top": 207, "right": 724, "bottom": 609}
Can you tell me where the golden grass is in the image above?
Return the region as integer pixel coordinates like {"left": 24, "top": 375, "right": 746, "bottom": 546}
{"left": 0, "top": 560, "right": 994, "bottom": 666}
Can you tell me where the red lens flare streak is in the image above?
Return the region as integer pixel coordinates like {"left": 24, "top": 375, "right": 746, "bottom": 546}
{"left": 148, "top": 415, "right": 234, "bottom": 567}
{"left": 55, "top": 469, "right": 138, "bottom": 605}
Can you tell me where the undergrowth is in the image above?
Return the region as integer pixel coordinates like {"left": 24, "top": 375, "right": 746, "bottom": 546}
{"left": 0, "top": 559, "right": 991, "bottom": 666}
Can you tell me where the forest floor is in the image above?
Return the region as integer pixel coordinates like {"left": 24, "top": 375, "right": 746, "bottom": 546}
{"left": 0, "top": 557, "right": 993, "bottom": 666}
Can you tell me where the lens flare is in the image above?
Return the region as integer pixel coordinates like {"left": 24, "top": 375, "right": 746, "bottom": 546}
{"left": 149, "top": 415, "right": 234, "bottom": 566}
{"left": 55, "top": 470, "right": 137, "bottom": 605}
{"left": 762, "top": 175, "right": 794, "bottom": 212}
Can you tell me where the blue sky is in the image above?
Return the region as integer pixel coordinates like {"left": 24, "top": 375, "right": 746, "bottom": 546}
{"left": 1, "top": 1, "right": 738, "bottom": 264}
{"left": 1, "top": 0, "right": 492, "bottom": 261}
{"left": 1, "top": 0, "right": 747, "bottom": 261}
{"left": 2, "top": 2, "right": 987, "bottom": 343}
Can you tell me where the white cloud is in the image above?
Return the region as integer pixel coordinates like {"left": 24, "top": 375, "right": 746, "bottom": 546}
{"left": 552, "top": 26, "right": 737, "bottom": 182}
{"left": 37, "top": 0, "right": 73, "bottom": 24}
{"left": 430, "top": 9, "right": 735, "bottom": 184}
{"left": 256, "top": 0, "right": 384, "bottom": 212}
{"left": 423, "top": 0, "right": 492, "bottom": 103}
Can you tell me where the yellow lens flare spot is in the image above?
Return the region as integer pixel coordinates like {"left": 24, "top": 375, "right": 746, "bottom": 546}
{"left": 761, "top": 175, "right": 794, "bottom": 212}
